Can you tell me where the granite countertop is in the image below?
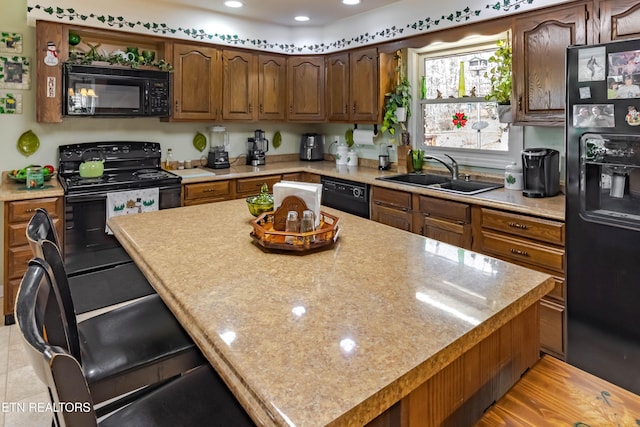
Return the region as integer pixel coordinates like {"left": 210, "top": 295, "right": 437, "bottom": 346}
{"left": 0, "top": 171, "right": 64, "bottom": 201}
{"left": 108, "top": 199, "right": 555, "bottom": 427}
{"left": 174, "top": 161, "right": 566, "bottom": 221}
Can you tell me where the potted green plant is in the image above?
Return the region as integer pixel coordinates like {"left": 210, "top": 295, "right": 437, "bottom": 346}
{"left": 381, "top": 75, "right": 412, "bottom": 136}
{"left": 484, "top": 38, "right": 512, "bottom": 123}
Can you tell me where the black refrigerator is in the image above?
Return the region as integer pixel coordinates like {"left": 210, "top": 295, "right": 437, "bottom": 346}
{"left": 566, "top": 40, "right": 640, "bottom": 394}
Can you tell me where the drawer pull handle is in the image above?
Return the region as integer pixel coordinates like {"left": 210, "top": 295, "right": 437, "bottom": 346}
{"left": 25, "top": 208, "right": 35, "bottom": 213}
{"left": 508, "top": 222, "right": 528, "bottom": 230}
{"left": 510, "top": 248, "right": 530, "bottom": 257}
{"left": 203, "top": 188, "right": 216, "bottom": 193}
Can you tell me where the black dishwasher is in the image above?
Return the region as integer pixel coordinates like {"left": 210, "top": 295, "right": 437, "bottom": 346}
{"left": 320, "top": 176, "right": 370, "bottom": 218}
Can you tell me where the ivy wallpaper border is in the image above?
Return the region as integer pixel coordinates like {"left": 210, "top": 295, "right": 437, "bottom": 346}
{"left": 28, "top": 1, "right": 536, "bottom": 54}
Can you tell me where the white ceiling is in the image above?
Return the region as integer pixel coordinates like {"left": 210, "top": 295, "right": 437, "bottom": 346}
{"left": 160, "top": 0, "right": 402, "bottom": 27}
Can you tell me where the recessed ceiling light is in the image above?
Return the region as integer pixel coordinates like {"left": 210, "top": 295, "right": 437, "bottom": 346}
{"left": 224, "top": 1, "right": 243, "bottom": 8}
{"left": 342, "top": 0, "right": 361, "bottom": 5}
{"left": 294, "top": 15, "right": 310, "bottom": 22}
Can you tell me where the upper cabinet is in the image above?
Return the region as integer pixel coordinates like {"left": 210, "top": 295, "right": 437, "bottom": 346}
{"left": 596, "top": 0, "right": 640, "bottom": 42}
{"left": 326, "top": 47, "right": 379, "bottom": 123}
{"left": 222, "top": 49, "right": 256, "bottom": 120}
{"left": 258, "top": 54, "right": 287, "bottom": 121}
{"left": 222, "top": 50, "right": 286, "bottom": 121}
{"left": 512, "top": 1, "right": 592, "bottom": 126}
{"left": 171, "top": 43, "right": 221, "bottom": 121}
{"left": 287, "top": 56, "right": 326, "bottom": 122}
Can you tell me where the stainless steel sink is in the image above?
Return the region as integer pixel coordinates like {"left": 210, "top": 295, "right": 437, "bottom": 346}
{"left": 377, "top": 173, "right": 503, "bottom": 195}
{"left": 377, "top": 173, "right": 450, "bottom": 186}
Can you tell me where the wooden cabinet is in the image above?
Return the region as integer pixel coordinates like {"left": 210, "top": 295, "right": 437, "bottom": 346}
{"left": 172, "top": 43, "right": 221, "bottom": 121}
{"left": 36, "top": 21, "right": 65, "bottom": 123}
{"left": 326, "top": 52, "right": 350, "bottom": 121}
{"left": 417, "top": 195, "right": 472, "bottom": 249}
{"left": 287, "top": 56, "right": 325, "bottom": 122}
{"left": 222, "top": 50, "right": 286, "bottom": 121}
{"left": 473, "top": 207, "right": 566, "bottom": 358}
{"left": 182, "top": 180, "right": 232, "bottom": 206}
{"left": 258, "top": 54, "right": 287, "bottom": 121}
{"left": 326, "top": 47, "right": 379, "bottom": 122}
{"left": 235, "top": 175, "right": 282, "bottom": 198}
{"left": 596, "top": 0, "right": 640, "bottom": 42}
{"left": 4, "top": 197, "right": 64, "bottom": 324}
{"left": 370, "top": 186, "right": 413, "bottom": 232}
{"left": 512, "top": 2, "right": 591, "bottom": 126}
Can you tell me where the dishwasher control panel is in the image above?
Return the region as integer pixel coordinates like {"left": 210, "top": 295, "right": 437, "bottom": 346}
{"left": 321, "top": 177, "right": 368, "bottom": 200}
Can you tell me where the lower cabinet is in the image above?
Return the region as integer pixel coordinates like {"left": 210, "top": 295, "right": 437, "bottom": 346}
{"left": 183, "top": 180, "right": 233, "bottom": 206}
{"left": 370, "top": 186, "right": 413, "bottom": 232}
{"left": 417, "top": 195, "right": 472, "bottom": 250}
{"left": 235, "top": 175, "right": 282, "bottom": 198}
{"left": 3, "top": 197, "right": 64, "bottom": 324}
{"left": 473, "top": 207, "right": 566, "bottom": 359}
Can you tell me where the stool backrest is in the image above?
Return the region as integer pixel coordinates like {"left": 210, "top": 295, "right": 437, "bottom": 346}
{"left": 15, "top": 259, "right": 98, "bottom": 427}
{"left": 26, "top": 208, "right": 61, "bottom": 259}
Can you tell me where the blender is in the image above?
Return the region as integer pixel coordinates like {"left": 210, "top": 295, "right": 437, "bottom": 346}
{"left": 206, "top": 126, "right": 230, "bottom": 169}
{"left": 246, "top": 129, "right": 269, "bottom": 166}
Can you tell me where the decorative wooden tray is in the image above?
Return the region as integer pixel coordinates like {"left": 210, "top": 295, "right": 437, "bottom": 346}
{"left": 250, "top": 210, "right": 340, "bottom": 253}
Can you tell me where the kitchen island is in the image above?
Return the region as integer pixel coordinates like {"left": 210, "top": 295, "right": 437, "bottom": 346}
{"left": 108, "top": 199, "right": 554, "bottom": 427}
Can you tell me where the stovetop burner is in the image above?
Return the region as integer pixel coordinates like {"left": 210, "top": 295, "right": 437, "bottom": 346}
{"left": 134, "top": 169, "right": 174, "bottom": 180}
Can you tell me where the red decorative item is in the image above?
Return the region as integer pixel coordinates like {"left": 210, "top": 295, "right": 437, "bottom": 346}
{"left": 452, "top": 112, "right": 468, "bottom": 128}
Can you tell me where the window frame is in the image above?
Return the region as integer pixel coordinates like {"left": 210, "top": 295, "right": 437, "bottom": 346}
{"left": 408, "top": 33, "right": 522, "bottom": 170}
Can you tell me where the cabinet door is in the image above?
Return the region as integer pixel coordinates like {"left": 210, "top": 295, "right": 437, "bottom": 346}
{"left": 258, "top": 54, "right": 287, "bottom": 121}
{"left": 172, "top": 43, "right": 221, "bottom": 120}
{"left": 597, "top": 0, "right": 640, "bottom": 42}
{"left": 223, "top": 49, "right": 258, "bottom": 120}
{"left": 326, "top": 52, "right": 350, "bottom": 121}
{"left": 513, "top": 2, "right": 590, "bottom": 125}
{"left": 350, "top": 47, "right": 378, "bottom": 122}
{"left": 287, "top": 56, "right": 325, "bottom": 122}
{"left": 371, "top": 204, "right": 413, "bottom": 232}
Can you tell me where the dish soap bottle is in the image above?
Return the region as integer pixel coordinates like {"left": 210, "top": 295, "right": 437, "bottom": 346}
{"left": 165, "top": 148, "right": 174, "bottom": 170}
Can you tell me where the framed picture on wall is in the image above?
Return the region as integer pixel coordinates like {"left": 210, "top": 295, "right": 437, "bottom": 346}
{"left": 0, "top": 92, "right": 22, "bottom": 114}
{"left": 0, "top": 56, "right": 31, "bottom": 89}
{"left": 0, "top": 32, "right": 23, "bottom": 54}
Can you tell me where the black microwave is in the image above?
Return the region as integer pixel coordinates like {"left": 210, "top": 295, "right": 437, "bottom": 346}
{"left": 63, "top": 63, "right": 171, "bottom": 117}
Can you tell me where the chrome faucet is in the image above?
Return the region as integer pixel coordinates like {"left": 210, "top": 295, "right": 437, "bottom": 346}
{"left": 423, "top": 154, "right": 459, "bottom": 180}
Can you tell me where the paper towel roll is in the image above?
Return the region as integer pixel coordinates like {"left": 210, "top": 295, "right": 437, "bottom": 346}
{"left": 352, "top": 129, "right": 375, "bottom": 146}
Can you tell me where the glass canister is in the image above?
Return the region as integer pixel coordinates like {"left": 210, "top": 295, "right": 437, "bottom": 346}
{"left": 505, "top": 162, "right": 523, "bottom": 190}
{"left": 26, "top": 166, "right": 44, "bottom": 189}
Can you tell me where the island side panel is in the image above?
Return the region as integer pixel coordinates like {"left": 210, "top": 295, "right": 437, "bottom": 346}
{"left": 366, "top": 303, "right": 539, "bottom": 427}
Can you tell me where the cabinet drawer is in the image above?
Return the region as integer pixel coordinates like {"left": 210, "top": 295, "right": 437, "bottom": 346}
{"left": 481, "top": 208, "right": 564, "bottom": 245}
{"left": 7, "top": 197, "right": 62, "bottom": 223}
{"left": 7, "top": 246, "right": 32, "bottom": 279}
{"left": 236, "top": 175, "right": 281, "bottom": 195}
{"left": 480, "top": 231, "right": 565, "bottom": 273}
{"left": 184, "top": 181, "right": 231, "bottom": 200}
{"left": 419, "top": 196, "right": 470, "bottom": 223}
{"left": 372, "top": 186, "right": 412, "bottom": 211}
{"left": 540, "top": 299, "right": 565, "bottom": 357}
{"left": 8, "top": 217, "right": 63, "bottom": 248}
{"left": 546, "top": 276, "right": 565, "bottom": 303}
{"left": 371, "top": 204, "right": 412, "bottom": 231}
{"left": 422, "top": 217, "right": 472, "bottom": 249}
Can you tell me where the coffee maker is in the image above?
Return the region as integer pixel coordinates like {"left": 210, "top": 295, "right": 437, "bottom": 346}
{"left": 522, "top": 148, "right": 560, "bottom": 198}
{"left": 299, "top": 133, "right": 324, "bottom": 161}
{"left": 247, "top": 129, "right": 268, "bottom": 166}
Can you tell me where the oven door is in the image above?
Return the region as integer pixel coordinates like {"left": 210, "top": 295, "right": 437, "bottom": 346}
{"left": 63, "top": 185, "right": 181, "bottom": 276}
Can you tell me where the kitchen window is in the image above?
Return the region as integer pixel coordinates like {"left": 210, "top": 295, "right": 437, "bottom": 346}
{"left": 411, "top": 32, "right": 522, "bottom": 169}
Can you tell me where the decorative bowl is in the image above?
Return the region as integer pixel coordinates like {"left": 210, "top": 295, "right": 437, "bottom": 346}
{"left": 246, "top": 196, "right": 274, "bottom": 217}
